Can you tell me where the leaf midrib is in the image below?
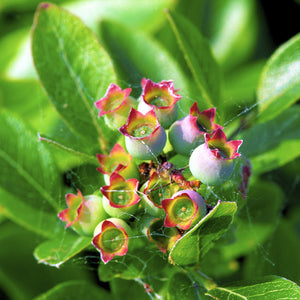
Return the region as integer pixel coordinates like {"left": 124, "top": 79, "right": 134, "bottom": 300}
{"left": 0, "top": 147, "right": 59, "bottom": 211}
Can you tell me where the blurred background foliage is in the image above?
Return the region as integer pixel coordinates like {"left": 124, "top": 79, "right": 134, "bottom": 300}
{"left": 0, "top": 0, "right": 299, "bottom": 299}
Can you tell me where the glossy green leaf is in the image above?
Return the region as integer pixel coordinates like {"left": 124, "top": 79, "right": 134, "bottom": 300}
{"left": 166, "top": 11, "right": 221, "bottom": 111}
{"left": 65, "top": 0, "right": 176, "bottom": 34}
{"left": 169, "top": 201, "right": 237, "bottom": 266}
{"left": 206, "top": 276, "right": 300, "bottom": 299}
{"left": 0, "top": 222, "right": 91, "bottom": 300}
{"left": 32, "top": 3, "right": 117, "bottom": 153}
{"left": 258, "top": 34, "right": 300, "bottom": 123}
{"left": 239, "top": 106, "right": 300, "bottom": 158}
{"left": 99, "top": 20, "right": 190, "bottom": 115}
{"left": 35, "top": 280, "right": 113, "bottom": 300}
{"left": 218, "top": 179, "right": 283, "bottom": 260}
{"left": 34, "top": 231, "right": 92, "bottom": 267}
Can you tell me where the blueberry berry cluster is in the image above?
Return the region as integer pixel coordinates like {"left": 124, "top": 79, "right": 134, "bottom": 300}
{"left": 58, "top": 79, "right": 247, "bottom": 264}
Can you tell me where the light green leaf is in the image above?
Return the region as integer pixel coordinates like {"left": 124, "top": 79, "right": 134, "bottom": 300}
{"left": 169, "top": 201, "right": 237, "bottom": 266}
{"left": 65, "top": 0, "right": 176, "bottom": 34}
{"left": 32, "top": 3, "right": 117, "bottom": 153}
{"left": 207, "top": 0, "right": 258, "bottom": 70}
{"left": 251, "top": 139, "right": 300, "bottom": 175}
{"left": 99, "top": 20, "right": 190, "bottom": 115}
{"left": 206, "top": 276, "right": 300, "bottom": 299}
{"left": 35, "top": 280, "right": 113, "bottom": 300}
{"left": 34, "top": 231, "right": 92, "bottom": 267}
{"left": 0, "top": 112, "right": 63, "bottom": 237}
{"left": 0, "top": 188, "right": 62, "bottom": 238}
{"left": 166, "top": 11, "right": 221, "bottom": 111}
{"left": 258, "top": 33, "right": 300, "bottom": 123}
{"left": 239, "top": 106, "right": 300, "bottom": 159}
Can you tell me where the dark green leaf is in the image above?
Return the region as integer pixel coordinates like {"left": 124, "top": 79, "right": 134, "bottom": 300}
{"left": 35, "top": 280, "right": 113, "bottom": 300}
{"left": 166, "top": 11, "right": 221, "bottom": 111}
{"left": 99, "top": 20, "right": 190, "bottom": 115}
{"left": 98, "top": 249, "right": 166, "bottom": 281}
{"left": 258, "top": 34, "right": 300, "bottom": 123}
{"left": 0, "top": 222, "right": 91, "bottom": 300}
{"left": 34, "top": 231, "right": 92, "bottom": 267}
{"left": 206, "top": 276, "right": 300, "bottom": 299}
{"left": 244, "top": 218, "right": 300, "bottom": 285}
{"left": 32, "top": 3, "right": 117, "bottom": 153}
{"left": 218, "top": 179, "right": 283, "bottom": 260}
{"left": 169, "top": 201, "right": 237, "bottom": 266}
{"left": 167, "top": 272, "right": 207, "bottom": 300}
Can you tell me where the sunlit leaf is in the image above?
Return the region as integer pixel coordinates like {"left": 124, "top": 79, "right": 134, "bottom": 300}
{"left": 32, "top": 3, "right": 117, "bottom": 153}
{"left": 166, "top": 11, "right": 222, "bottom": 113}
{"left": 34, "top": 231, "right": 92, "bottom": 267}
{"left": 65, "top": 0, "right": 176, "bottom": 34}
{"left": 169, "top": 201, "right": 237, "bottom": 266}
{"left": 258, "top": 34, "right": 300, "bottom": 123}
{"left": 206, "top": 276, "right": 300, "bottom": 299}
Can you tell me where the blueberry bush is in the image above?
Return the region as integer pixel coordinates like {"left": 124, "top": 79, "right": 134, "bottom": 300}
{"left": 0, "top": 1, "right": 300, "bottom": 299}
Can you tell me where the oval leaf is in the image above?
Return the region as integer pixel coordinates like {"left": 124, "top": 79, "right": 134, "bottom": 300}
{"left": 99, "top": 20, "right": 191, "bottom": 116}
{"left": 258, "top": 33, "right": 300, "bottom": 123}
{"left": 166, "top": 11, "right": 221, "bottom": 111}
{"left": 32, "top": 3, "right": 117, "bottom": 152}
{"left": 34, "top": 231, "right": 92, "bottom": 267}
{"left": 169, "top": 201, "right": 237, "bottom": 266}
{"left": 206, "top": 276, "right": 300, "bottom": 299}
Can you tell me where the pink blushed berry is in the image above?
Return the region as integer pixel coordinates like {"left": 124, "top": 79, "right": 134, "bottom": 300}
{"left": 189, "top": 128, "right": 243, "bottom": 186}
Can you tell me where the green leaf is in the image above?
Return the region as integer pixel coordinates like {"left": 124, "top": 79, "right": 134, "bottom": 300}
{"left": 258, "top": 34, "right": 300, "bottom": 123}
{"left": 239, "top": 106, "right": 300, "bottom": 159}
{"left": 65, "top": 0, "right": 176, "bottom": 34}
{"left": 0, "top": 112, "right": 63, "bottom": 237}
{"left": 0, "top": 222, "right": 91, "bottom": 300}
{"left": 98, "top": 249, "right": 166, "bottom": 281}
{"left": 34, "top": 231, "right": 92, "bottom": 267}
{"left": 206, "top": 0, "right": 258, "bottom": 70}
{"left": 206, "top": 276, "right": 300, "bottom": 299}
{"left": 251, "top": 139, "right": 300, "bottom": 175}
{"left": 167, "top": 272, "right": 206, "bottom": 300}
{"left": 169, "top": 201, "right": 237, "bottom": 266}
{"left": 99, "top": 20, "right": 190, "bottom": 115}
{"left": 0, "top": 188, "right": 62, "bottom": 238}
{"left": 110, "top": 278, "right": 151, "bottom": 300}
{"left": 35, "top": 280, "right": 113, "bottom": 300}
{"left": 166, "top": 11, "right": 221, "bottom": 111}
{"left": 244, "top": 218, "right": 300, "bottom": 285}
{"left": 32, "top": 3, "right": 117, "bottom": 153}
{"left": 218, "top": 179, "right": 283, "bottom": 261}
